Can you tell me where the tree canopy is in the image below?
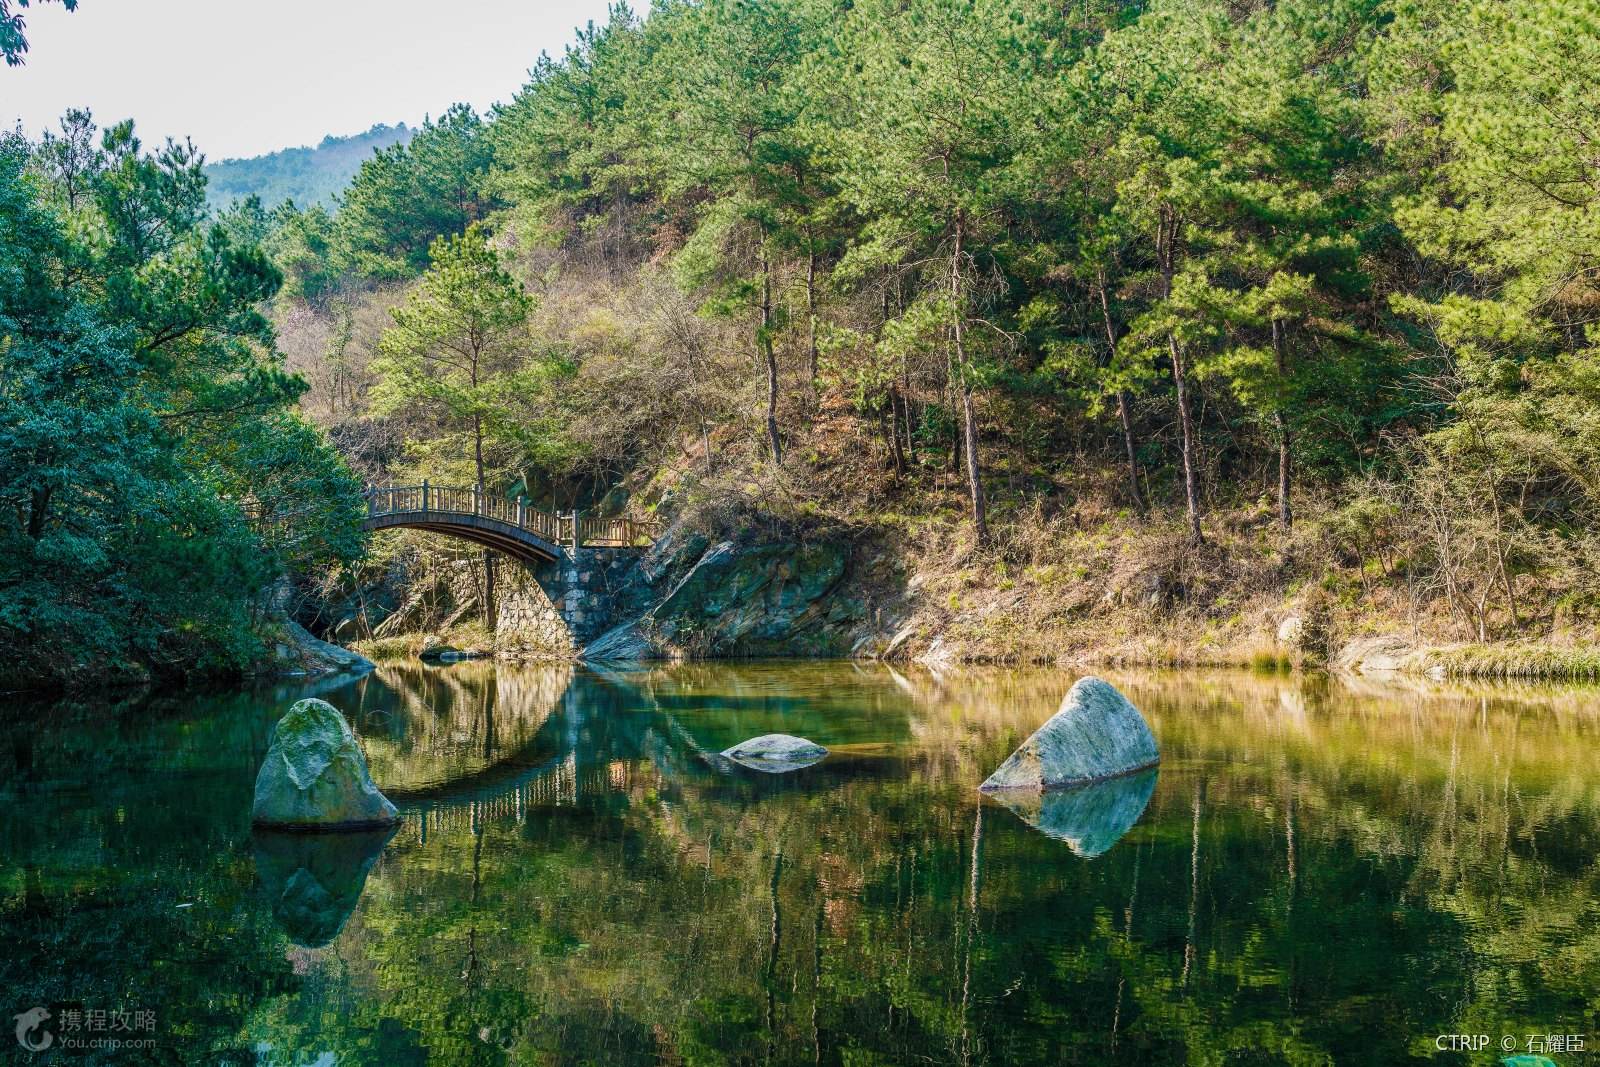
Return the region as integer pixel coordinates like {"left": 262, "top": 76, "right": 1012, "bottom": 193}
{"left": 0, "top": 112, "right": 364, "bottom": 687}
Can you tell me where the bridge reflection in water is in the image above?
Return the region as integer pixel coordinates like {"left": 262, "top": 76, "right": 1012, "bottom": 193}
{"left": 343, "top": 662, "right": 899, "bottom": 843}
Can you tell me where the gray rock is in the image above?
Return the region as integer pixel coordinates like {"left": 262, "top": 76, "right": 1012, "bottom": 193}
{"left": 980, "top": 677, "right": 1159, "bottom": 792}
{"left": 1277, "top": 614, "right": 1305, "bottom": 647}
{"left": 1335, "top": 634, "right": 1417, "bottom": 674}
{"left": 274, "top": 619, "right": 374, "bottom": 676}
{"left": 719, "top": 733, "right": 828, "bottom": 773}
{"left": 581, "top": 538, "right": 850, "bottom": 660}
{"left": 251, "top": 698, "right": 400, "bottom": 830}
{"left": 985, "top": 769, "right": 1157, "bottom": 858}
{"left": 583, "top": 618, "right": 656, "bottom": 661}
{"left": 418, "top": 636, "right": 460, "bottom": 661}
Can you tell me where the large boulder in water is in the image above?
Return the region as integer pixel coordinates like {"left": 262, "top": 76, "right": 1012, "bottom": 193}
{"left": 251, "top": 698, "right": 400, "bottom": 830}
{"left": 980, "top": 677, "right": 1159, "bottom": 792}
{"left": 719, "top": 733, "right": 828, "bottom": 773}
{"left": 252, "top": 825, "right": 395, "bottom": 946}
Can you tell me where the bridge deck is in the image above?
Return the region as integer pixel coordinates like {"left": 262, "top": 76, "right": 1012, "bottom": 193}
{"left": 363, "top": 483, "right": 656, "bottom": 563}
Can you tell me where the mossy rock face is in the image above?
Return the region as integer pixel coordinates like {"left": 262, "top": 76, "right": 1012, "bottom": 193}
{"left": 980, "top": 677, "right": 1159, "bottom": 792}
{"left": 251, "top": 698, "right": 400, "bottom": 830}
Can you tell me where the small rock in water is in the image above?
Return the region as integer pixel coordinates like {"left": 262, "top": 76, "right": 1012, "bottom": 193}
{"left": 980, "top": 677, "right": 1159, "bottom": 792}
{"left": 720, "top": 733, "right": 828, "bottom": 773}
{"left": 251, "top": 698, "right": 400, "bottom": 830}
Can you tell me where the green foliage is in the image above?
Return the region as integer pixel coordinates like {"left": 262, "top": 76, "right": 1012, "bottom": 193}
{"left": 241, "top": 0, "right": 1600, "bottom": 639}
{"left": 371, "top": 224, "right": 572, "bottom": 488}
{"left": 0, "top": 0, "right": 75, "bottom": 66}
{"left": 338, "top": 104, "right": 501, "bottom": 278}
{"left": 0, "top": 113, "right": 364, "bottom": 689}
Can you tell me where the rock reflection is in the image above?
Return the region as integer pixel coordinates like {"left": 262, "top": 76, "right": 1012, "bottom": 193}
{"left": 984, "top": 768, "right": 1158, "bottom": 857}
{"left": 252, "top": 825, "right": 396, "bottom": 947}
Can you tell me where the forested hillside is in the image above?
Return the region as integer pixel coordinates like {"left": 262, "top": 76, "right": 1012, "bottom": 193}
{"left": 7, "top": 0, "right": 1600, "bottom": 686}
{"left": 203, "top": 123, "right": 412, "bottom": 211}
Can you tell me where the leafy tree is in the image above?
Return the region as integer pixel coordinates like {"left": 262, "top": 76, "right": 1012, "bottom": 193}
{"left": 652, "top": 0, "right": 831, "bottom": 467}
{"left": 1169, "top": 0, "right": 1378, "bottom": 532}
{"left": 338, "top": 104, "right": 500, "bottom": 278}
{"left": 370, "top": 224, "right": 539, "bottom": 492}
{"left": 489, "top": 5, "right": 655, "bottom": 261}
{"left": 1, "top": 116, "right": 363, "bottom": 688}
{"left": 0, "top": 0, "right": 74, "bottom": 65}
{"left": 821, "top": 0, "right": 1051, "bottom": 541}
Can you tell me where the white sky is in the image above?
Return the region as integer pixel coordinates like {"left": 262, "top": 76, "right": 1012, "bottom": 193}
{"left": 3, "top": 0, "right": 617, "bottom": 160}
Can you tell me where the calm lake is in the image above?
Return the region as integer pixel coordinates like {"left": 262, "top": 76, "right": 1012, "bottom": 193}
{"left": 3, "top": 662, "right": 1598, "bottom": 1065}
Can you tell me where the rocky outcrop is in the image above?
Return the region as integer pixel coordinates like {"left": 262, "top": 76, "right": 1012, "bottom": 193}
{"left": 719, "top": 734, "right": 828, "bottom": 773}
{"left": 980, "top": 677, "right": 1159, "bottom": 791}
{"left": 579, "top": 533, "right": 857, "bottom": 661}
{"left": 350, "top": 513, "right": 881, "bottom": 664}
{"left": 251, "top": 698, "right": 400, "bottom": 830}
{"left": 416, "top": 635, "right": 487, "bottom": 661}
{"left": 264, "top": 619, "right": 374, "bottom": 678}
{"left": 1333, "top": 634, "right": 1440, "bottom": 676}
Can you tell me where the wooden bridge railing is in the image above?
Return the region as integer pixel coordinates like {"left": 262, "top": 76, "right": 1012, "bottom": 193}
{"left": 365, "top": 481, "right": 657, "bottom": 550}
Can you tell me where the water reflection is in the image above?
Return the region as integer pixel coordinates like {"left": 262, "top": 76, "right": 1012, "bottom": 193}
{"left": 3, "top": 663, "right": 1600, "bottom": 1065}
{"left": 985, "top": 768, "right": 1158, "bottom": 857}
{"left": 252, "top": 826, "right": 396, "bottom": 947}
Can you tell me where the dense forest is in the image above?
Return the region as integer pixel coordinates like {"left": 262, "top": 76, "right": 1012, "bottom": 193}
{"left": 6, "top": 0, "right": 1600, "bottom": 687}
{"left": 203, "top": 123, "right": 413, "bottom": 213}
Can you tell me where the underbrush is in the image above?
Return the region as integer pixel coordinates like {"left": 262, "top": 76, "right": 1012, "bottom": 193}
{"left": 353, "top": 620, "right": 496, "bottom": 662}
{"left": 1430, "top": 643, "right": 1600, "bottom": 681}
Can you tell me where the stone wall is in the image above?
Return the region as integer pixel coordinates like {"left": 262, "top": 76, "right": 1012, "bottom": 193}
{"left": 493, "top": 548, "right": 642, "bottom": 659}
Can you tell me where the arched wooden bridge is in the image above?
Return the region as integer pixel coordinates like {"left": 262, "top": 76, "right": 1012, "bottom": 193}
{"left": 363, "top": 482, "right": 656, "bottom": 564}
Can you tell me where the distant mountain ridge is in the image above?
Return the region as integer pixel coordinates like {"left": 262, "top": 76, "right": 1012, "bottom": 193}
{"left": 204, "top": 123, "right": 414, "bottom": 212}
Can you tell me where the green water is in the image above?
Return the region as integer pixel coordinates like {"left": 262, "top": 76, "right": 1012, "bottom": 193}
{"left": 3, "top": 662, "right": 1598, "bottom": 1065}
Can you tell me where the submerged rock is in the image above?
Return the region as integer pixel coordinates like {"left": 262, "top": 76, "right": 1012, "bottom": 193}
{"left": 719, "top": 733, "right": 828, "bottom": 773}
{"left": 985, "top": 769, "right": 1157, "bottom": 858}
{"left": 251, "top": 698, "right": 400, "bottom": 830}
{"left": 980, "top": 677, "right": 1159, "bottom": 792}
{"left": 253, "top": 825, "right": 395, "bottom": 946}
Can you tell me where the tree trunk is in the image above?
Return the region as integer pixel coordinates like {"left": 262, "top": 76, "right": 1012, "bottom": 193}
{"left": 472, "top": 415, "right": 495, "bottom": 629}
{"left": 760, "top": 250, "right": 783, "bottom": 466}
{"left": 483, "top": 550, "right": 496, "bottom": 630}
{"left": 1271, "top": 317, "right": 1292, "bottom": 532}
{"left": 951, "top": 216, "right": 988, "bottom": 543}
{"left": 472, "top": 414, "right": 486, "bottom": 495}
{"left": 1170, "top": 338, "right": 1204, "bottom": 546}
{"left": 1097, "top": 270, "right": 1144, "bottom": 513}
{"left": 26, "top": 486, "right": 51, "bottom": 540}
{"left": 888, "top": 391, "right": 907, "bottom": 474}
{"left": 1158, "top": 205, "right": 1203, "bottom": 545}
{"left": 806, "top": 239, "right": 819, "bottom": 387}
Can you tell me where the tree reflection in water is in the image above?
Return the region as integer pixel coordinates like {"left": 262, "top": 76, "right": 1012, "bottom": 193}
{"left": 2, "top": 663, "right": 1598, "bottom": 1064}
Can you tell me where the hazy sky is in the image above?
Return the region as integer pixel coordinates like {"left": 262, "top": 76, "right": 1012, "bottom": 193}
{"left": 5, "top": 0, "right": 617, "bottom": 160}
